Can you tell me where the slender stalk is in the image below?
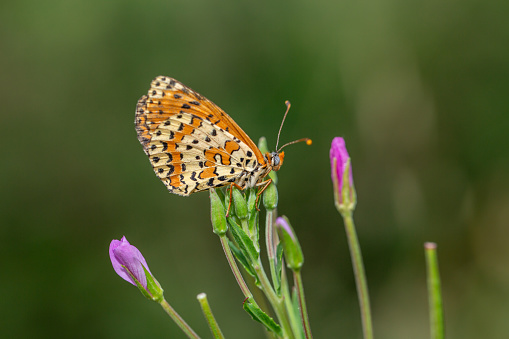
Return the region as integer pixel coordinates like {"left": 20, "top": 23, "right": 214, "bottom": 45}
{"left": 341, "top": 212, "right": 373, "bottom": 339}
{"left": 266, "top": 209, "right": 279, "bottom": 288}
{"left": 197, "top": 293, "right": 225, "bottom": 339}
{"left": 159, "top": 298, "right": 201, "bottom": 339}
{"left": 266, "top": 210, "right": 275, "bottom": 260}
{"left": 220, "top": 235, "right": 253, "bottom": 299}
{"left": 265, "top": 208, "right": 297, "bottom": 338}
{"left": 425, "top": 242, "right": 444, "bottom": 339}
{"left": 253, "top": 261, "right": 294, "bottom": 338}
{"left": 281, "top": 268, "right": 304, "bottom": 339}
{"left": 293, "top": 271, "right": 313, "bottom": 339}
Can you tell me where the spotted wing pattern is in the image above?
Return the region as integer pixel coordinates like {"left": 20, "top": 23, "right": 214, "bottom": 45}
{"left": 135, "top": 76, "right": 265, "bottom": 196}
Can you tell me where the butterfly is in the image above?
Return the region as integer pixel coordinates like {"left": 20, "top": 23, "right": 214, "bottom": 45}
{"left": 135, "top": 76, "right": 310, "bottom": 211}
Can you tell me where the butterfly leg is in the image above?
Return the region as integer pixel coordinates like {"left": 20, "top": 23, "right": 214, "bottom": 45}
{"left": 226, "top": 182, "right": 245, "bottom": 217}
{"left": 254, "top": 179, "right": 273, "bottom": 211}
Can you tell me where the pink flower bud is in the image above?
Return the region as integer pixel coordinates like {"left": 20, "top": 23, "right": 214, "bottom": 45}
{"left": 330, "top": 137, "right": 355, "bottom": 208}
{"left": 109, "top": 236, "right": 152, "bottom": 288}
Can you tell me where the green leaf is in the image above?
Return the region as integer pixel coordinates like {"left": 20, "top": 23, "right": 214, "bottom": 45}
{"left": 243, "top": 300, "right": 283, "bottom": 338}
{"left": 229, "top": 219, "right": 259, "bottom": 262}
{"left": 228, "top": 240, "right": 257, "bottom": 280}
{"left": 273, "top": 243, "right": 283, "bottom": 296}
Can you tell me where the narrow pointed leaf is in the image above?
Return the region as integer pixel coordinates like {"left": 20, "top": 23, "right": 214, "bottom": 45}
{"left": 243, "top": 300, "right": 283, "bottom": 337}
{"left": 229, "top": 219, "right": 259, "bottom": 262}
{"left": 273, "top": 243, "right": 284, "bottom": 296}
{"left": 228, "top": 240, "right": 257, "bottom": 280}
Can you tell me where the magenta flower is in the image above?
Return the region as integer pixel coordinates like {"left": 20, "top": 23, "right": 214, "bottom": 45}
{"left": 330, "top": 137, "right": 356, "bottom": 209}
{"left": 109, "top": 236, "right": 152, "bottom": 288}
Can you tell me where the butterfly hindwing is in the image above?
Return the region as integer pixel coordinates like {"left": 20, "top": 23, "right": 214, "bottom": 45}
{"left": 144, "top": 112, "right": 257, "bottom": 195}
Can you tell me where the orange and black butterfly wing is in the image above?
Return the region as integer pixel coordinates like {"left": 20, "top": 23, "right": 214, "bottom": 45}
{"left": 135, "top": 76, "right": 263, "bottom": 195}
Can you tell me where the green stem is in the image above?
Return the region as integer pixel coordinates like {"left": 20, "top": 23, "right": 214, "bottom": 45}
{"left": 220, "top": 235, "right": 253, "bottom": 299}
{"left": 253, "top": 261, "right": 294, "bottom": 338}
{"left": 293, "top": 271, "right": 313, "bottom": 339}
{"left": 197, "top": 293, "right": 225, "bottom": 339}
{"left": 281, "top": 268, "right": 303, "bottom": 339}
{"left": 159, "top": 298, "right": 201, "bottom": 339}
{"left": 265, "top": 209, "right": 297, "bottom": 338}
{"left": 341, "top": 211, "right": 373, "bottom": 339}
{"left": 425, "top": 242, "right": 444, "bottom": 339}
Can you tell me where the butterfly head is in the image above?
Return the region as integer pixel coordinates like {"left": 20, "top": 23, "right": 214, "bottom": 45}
{"left": 265, "top": 151, "right": 285, "bottom": 172}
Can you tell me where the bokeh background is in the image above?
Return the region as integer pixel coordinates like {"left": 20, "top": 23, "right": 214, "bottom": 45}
{"left": 2, "top": 0, "right": 508, "bottom": 338}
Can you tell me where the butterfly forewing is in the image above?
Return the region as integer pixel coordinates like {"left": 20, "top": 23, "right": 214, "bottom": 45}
{"left": 135, "top": 76, "right": 264, "bottom": 196}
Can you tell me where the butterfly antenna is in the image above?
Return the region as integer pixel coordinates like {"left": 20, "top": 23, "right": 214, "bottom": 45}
{"left": 275, "top": 101, "right": 292, "bottom": 151}
{"left": 278, "top": 138, "right": 312, "bottom": 153}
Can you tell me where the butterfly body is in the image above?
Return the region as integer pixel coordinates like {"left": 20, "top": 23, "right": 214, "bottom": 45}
{"left": 135, "top": 76, "right": 283, "bottom": 196}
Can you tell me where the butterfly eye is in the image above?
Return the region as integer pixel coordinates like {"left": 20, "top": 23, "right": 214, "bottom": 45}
{"left": 269, "top": 151, "right": 283, "bottom": 171}
{"left": 272, "top": 154, "right": 279, "bottom": 166}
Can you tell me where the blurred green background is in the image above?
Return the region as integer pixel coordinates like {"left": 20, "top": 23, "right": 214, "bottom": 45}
{"left": 2, "top": 0, "right": 508, "bottom": 338}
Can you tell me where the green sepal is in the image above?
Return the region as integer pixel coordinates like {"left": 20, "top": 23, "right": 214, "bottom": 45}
{"left": 228, "top": 240, "right": 259, "bottom": 285}
{"left": 123, "top": 265, "right": 151, "bottom": 300}
{"left": 232, "top": 187, "right": 248, "bottom": 221}
{"left": 228, "top": 219, "right": 259, "bottom": 262}
{"left": 337, "top": 159, "right": 357, "bottom": 214}
{"left": 263, "top": 182, "right": 278, "bottom": 211}
{"left": 273, "top": 243, "right": 284, "bottom": 296}
{"left": 122, "top": 264, "right": 163, "bottom": 302}
{"left": 243, "top": 299, "right": 283, "bottom": 338}
{"left": 144, "top": 265, "right": 164, "bottom": 303}
{"left": 210, "top": 188, "right": 228, "bottom": 236}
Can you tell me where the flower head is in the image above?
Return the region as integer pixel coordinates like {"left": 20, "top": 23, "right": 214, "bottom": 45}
{"left": 330, "top": 137, "right": 356, "bottom": 211}
{"left": 275, "top": 216, "right": 304, "bottom": 271}
{"left": 109, "top": 236, "right": 163, "bottom": 301}
{"left": 109, "top": 236, "right": 152, "bottom": 288}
